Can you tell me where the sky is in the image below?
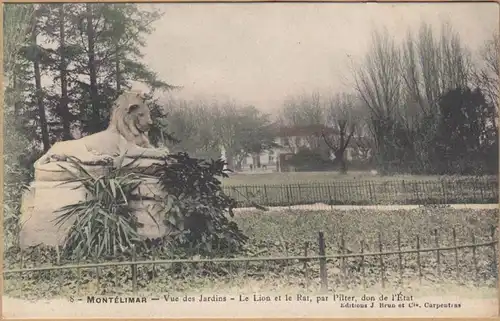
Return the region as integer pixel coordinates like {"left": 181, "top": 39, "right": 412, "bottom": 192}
{"left": 137, "top": 2, "right": 499, "bottom": 114}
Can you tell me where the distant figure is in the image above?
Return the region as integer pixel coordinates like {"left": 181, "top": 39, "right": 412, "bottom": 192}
{"left": 220, "top": 145, "right": 228, "bottom": 171}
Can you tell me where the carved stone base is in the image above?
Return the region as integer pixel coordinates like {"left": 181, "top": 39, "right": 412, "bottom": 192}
{"left": 20, "top": 162, "right": 171, "bottom": 249}
{"left": 20, "top": 181, "right": 87, "bottom": 248}
{"left": 34, "top": 162, "right": 112, "bottom": 182}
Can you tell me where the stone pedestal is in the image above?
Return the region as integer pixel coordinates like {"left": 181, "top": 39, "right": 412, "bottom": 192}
{"left": 20, "top": 180, "right": 88, "bottom": 248}
{"left": 19, "top": 158, "right": 170, "bottom": 249}
{"left": 130, "top": 176, "right": 174, "bottom": 239}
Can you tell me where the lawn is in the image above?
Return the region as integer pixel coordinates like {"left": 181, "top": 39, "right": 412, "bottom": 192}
{"left": 4, "top": 207, "right": 498, "bottom": 299}
{"left": 232, "top": 207, "right": 498, "bottom": 290}
{"left": 221, "top": 171, "right": 448, "bottom": 186}
{"left": 222, "top": 175, "right": 498, "bottom": 207}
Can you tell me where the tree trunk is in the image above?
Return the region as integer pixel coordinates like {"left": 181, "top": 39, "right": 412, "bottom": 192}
{"left": 31, "top": 23, "right": 50, "bottom": 151}
{"left": 13, "top": 72, "right": 22, "bottom": 121}
{"left": 225, "top": 148, "right": 235, "bottom": 170}
{"left": 338, "top": 127, "right": 346, "bottom": 174}
{"left": 115, "top": 41, "right": 121, "bottom": 92}
{"left": 86, "top": 3, "right": 99, "bottom": 133}
{"left": 339, "top": 153, "right": 347, "bottom": 174}
{"left": 58, "top": 3, "right": 71, "bottom": 140}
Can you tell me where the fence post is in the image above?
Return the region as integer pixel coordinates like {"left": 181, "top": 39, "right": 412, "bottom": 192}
{"left": 76, "top": 251, "right": 81, "bottom": 297}
{"left": 327, "top": 184, "right": 333, "bottom": 208}
{"left": 131, "top": 245, "right": 138, "bottom": 294}
{"left": 152, "top": 250, "right": 157, "bottom": 284}
{"left": 286, "top": 184, "right": 291, "bottom": 206}
{"left": 20, "top": 249, "right": 24, "bottom": 270}
{"left": 414, "top": 182, "right": 420, "bottom": 202}
{"left": 303, "top": 241, "right": 310, "bottom": 291}
{"left": 368, "top": 182, "right": 374, "bottom": 203}
{"left": 397, "top": 231, "right": 403, "bottom": 286}
{"left": 341, "top": 232, "right": 346, "bottom": 289}
{"left": 263, "top": 185, "right": 269, "bottom": 205}
{"left": 441, "top": 181, "right": 447, "bottom": 204}
{"left": 285, "top": 242, "right": 290, "bottom": 284}
{"left": 471, "top": 232, "right": 478, "bottom": 285}
{"left": 492, "top": 227, "right": 497, "bottom": 272}
{"left": 318, "top": 232, "right": 328, "bottom": 293}
{"left": 94, "top": 249, "right": 100, "bottom": 294}
{"left": 378, "top": 232, "right": 385, "bottom": 288}
{"left": 452, "top": 228, "right": 460, "bottom": 281}
{"left": 245, "top": 186, "right": 250, "bottom": 207}
{"left": 416, "top": 235, "right": 422, "bottom": 285}
{"left": 360, "top": 240, "right": 366, "bottom": 289}
{"left": 479, "top": 180, "right": 485, "bottom": 200}
{"left": 434, "top": 229, "right": 441, "bottom": 281}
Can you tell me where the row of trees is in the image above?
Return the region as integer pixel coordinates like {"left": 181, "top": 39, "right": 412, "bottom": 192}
{"left": 3, "top": 3, "right": 175, "bottom": 248}
{"left": 3, "top": 3, "right": 281, "bottom": 178}
{"left": 4, "top": 6, "right": 498, "bottom": 180}
{"left": 4, "top": 3, "right": 173, "bottom": 167}
{"left": 161, "top": 98, "right": 277, "bottom": 170}
{"left": 278, "top": 23, "right": 498, "bottom": 175}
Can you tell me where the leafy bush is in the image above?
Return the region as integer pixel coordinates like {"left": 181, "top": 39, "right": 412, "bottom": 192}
{"left": 52, "top": 152, "right": 248, "bottom": 261}
{"left": 54, "top": 155, "right": 157, "bottom": 259}
{"left": 150, "top": 152, "right": 248, "bottom": 256}
{"left": 288, "top": 148, "right": 334, "bottom": 172}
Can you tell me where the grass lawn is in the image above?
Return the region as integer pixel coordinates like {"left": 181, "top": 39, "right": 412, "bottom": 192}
{"left": 220, "top": 171, "right": 495, "bottom": 186}
{"left": 222, "top": 175, "right": 498, "bottom": 207}
{"left": 4, "top": 207, "right": 498, "bottom": 299}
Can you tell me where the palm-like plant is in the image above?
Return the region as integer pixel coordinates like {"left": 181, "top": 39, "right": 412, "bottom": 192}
{"left": 53, "top": 154, "right": 158, "bottom": 259}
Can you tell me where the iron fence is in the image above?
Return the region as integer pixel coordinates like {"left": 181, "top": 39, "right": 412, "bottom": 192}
{"left": 4, "top": 227, "right": 498, "bottom": 296}
{"left": 223, "top": 177, "right": 499, "bottom": 207}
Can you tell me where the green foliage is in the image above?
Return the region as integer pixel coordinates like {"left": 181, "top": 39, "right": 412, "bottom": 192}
{"left": 288, "top": 148, "right": 334, "bottom": 172}
{"left": 54, "top": 156, "right": 154, "bottom": 259}
{"left": 431, "top": 87, "right": 498, "bottom": 175}
{"left": 152, "top": 153, "right": 248, "bottom": 256}
{"left": 4, "top": 208, "right": 497, "bottom": 299}
{"left": 233, "top": 106, "right": 280, "bottom": 156}
{"left": 49, "top": 152, "right": 248, "bottom": 260}
{"left": 9, "top": 3, "right": 175, "bottom": 142}
{"left": 3, "top": 3, "right": 41, "bottom": 251}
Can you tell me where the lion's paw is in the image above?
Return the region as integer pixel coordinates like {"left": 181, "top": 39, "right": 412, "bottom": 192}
{"left": 159, "top": 149, "right": 171, "bottom": 161}
{"left": 49, "top": 154, "right": 68, "bottom": 162}
{"left": 83, "top": 154, "right": 114, "bottom": 165}
{"left": 96, "top": 155, "right": 114, "bottom": 164}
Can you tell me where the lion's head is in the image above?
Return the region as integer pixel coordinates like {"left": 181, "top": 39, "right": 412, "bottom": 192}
{"left": 108, "top": 90, "right": 154, "bottom": 147}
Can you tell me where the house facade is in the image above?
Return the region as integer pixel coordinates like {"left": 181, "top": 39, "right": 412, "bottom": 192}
{"left": 240, "top": 125, "right": 344, "bottom": 172}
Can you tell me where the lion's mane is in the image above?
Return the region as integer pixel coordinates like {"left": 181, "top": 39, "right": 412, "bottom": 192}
{"left": 108, "top": 90, "right": 153, "bottom": 148}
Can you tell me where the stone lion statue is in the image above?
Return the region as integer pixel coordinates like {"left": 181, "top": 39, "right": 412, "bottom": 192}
{"left": 34, "top": 90, "right": 169, "bottom": 170}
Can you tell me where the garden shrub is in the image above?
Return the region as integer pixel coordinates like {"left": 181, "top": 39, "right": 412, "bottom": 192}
{"left": 51, "top": 153, "right": 248, "bottom": 261}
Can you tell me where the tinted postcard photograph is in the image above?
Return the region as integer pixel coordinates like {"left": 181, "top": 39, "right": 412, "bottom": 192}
{"left": 2, "top": 1, "right": 499, "bottom": 318}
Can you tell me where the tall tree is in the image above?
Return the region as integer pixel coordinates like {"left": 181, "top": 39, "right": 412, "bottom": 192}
{"left": 30, "top": 8, "right": 50, "bottom": 151}
{"left": 431, "top": 87, "right": 498, "bottom": 174}
{"left": 352, "top": 28, "right": 403, "bottom": 173}
{"left": 322, "top": 93, "right": 362, "bottom": 173}
{"left": 474, "top": 31, "right": 499, "bottom": 111}
{"left": 57, "top": 3, "right": 71, "bottom": 140}
{"left": 85, "top": 3, "right": 100, "bottom": 132}
{"left": 233, "top": 105, "right": 279, "bottom": 170}
{"left": 3, "top": 3, "right": 37, "bottom": 249}
{"left": 280, "top": 92, "right": 326, "bottom": 150}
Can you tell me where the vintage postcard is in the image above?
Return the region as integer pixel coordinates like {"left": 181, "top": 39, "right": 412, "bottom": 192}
{"left": 2, "top": 0, "right": 499, "bottom": 318}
